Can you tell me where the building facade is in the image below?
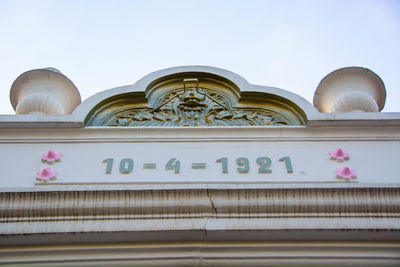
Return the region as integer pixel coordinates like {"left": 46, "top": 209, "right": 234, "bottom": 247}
{"left": 0, "top": 66, "right": 399, "bottom": 266}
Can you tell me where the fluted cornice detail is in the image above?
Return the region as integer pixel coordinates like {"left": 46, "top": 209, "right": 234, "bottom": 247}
{"left": 1, "top": 187, "right": 399, "bottom": 239}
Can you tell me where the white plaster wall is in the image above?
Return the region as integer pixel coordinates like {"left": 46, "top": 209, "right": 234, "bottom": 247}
{"left": 0, "top": 126, "right": 398, "bottom": 188}
{"left": 0, "top": 140, "right": 399, "bottom": 187}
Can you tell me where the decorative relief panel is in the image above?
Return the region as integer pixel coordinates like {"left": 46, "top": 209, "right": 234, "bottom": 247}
{"left": 85, "top": 75, "right": 306, "bottom": 126}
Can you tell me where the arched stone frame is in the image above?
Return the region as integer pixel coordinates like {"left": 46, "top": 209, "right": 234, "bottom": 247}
{"left": 77, "top": 66, "right": 316, "bottom": 126}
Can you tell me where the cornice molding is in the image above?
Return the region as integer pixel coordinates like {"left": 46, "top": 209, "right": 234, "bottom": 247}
{"left": 1, "top": 242, "right": 399, "bottom": 266}
{"left": 1, "top": 187, "right": 399, "bottom": 244}
{"left": 0, "top": 126, "right": 399, "bottom": 143}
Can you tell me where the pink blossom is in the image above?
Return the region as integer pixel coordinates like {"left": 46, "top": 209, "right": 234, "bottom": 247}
{"left": 336, "top": 166, "right": 356, "bottom": 180}
{"left": 42, "top": 150, "right": 62, "bottom": 162}
{"left": 329, "top": 148, "right": 349, "bottom": 161}
{"left": 36, "top": 168, "right": 57, "bottom": 181}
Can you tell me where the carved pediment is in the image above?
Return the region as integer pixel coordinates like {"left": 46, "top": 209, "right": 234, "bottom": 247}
{"left": 85, "top": 72, "right": 306, "bottom": 126}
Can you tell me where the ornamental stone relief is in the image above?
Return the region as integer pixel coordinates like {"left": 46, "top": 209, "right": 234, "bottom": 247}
{"left": 85, "top": 76, "right": 306, "bottom": 126}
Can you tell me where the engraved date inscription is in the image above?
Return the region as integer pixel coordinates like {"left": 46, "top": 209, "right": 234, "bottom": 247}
{"left": 103, "top": 156, "right": 293, "bottom": 174}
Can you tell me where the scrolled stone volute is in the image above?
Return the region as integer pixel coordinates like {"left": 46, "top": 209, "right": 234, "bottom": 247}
{"left": 313, "top": 67, "right": 386, "bottom": 113}
{"left": 10, "top": 68, "right": 81, "bottom": 115}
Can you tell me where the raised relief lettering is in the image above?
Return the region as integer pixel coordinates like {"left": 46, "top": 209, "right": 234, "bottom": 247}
{"left": 103, "top": 156, "right": 294, "bottom": 176}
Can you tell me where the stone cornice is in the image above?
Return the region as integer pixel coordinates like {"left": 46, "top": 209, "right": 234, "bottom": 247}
{"left": 0, "top": 126, "right": 399, "bottom": 143}
{"left": 1, "top": 242, "right": 399, "bottom": 266}
{"left": 1, "top": 186, "right": 399, "bottom": 244}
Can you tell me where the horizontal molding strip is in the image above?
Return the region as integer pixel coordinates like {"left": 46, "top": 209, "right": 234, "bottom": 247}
{"left": 0, "top": 242, "right": 399, "bottom": 266}
{"left": 1, "top": 187, "right": 399, "bottom": 239}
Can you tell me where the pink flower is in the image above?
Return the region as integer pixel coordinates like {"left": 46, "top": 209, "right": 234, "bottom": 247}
{"left": 42, "top": 150, "right": 61, "bottom": 162}
{"left": 329, "top": 148, "right": 349, "bottom": 161}
{"left": 336, "top": 166, "right": 356, "bottom": 180}
{"left": 36, "top": 168, "right": 57, "bottom": 181}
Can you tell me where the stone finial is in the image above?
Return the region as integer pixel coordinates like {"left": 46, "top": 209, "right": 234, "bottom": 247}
{"left": 313, "top": 67, "right": 386, "bottom": 113}
{"left": 10, "top": 68, "right": 81, "bottom": 115}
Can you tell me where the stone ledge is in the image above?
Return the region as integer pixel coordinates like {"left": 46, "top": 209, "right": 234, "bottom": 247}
{"left": 1, "top": 187, "right": 399, "bottom": 242}
{"left": 0, "top": 242, "right": 399, "bottom": 266}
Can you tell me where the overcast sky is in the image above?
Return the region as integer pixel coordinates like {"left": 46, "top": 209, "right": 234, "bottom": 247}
{"left": 0, "top": 0, "right": 399, "bottom": 114}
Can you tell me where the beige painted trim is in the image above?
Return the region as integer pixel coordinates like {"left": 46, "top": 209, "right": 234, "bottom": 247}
{"left": 0, "top": 126, "right": 399, "bottom": 143}
{"left": 1, "top": 187, "right": 399, "bottom": 244}
{"left": 1, "top": 242, "right": 399, "bottom": 266}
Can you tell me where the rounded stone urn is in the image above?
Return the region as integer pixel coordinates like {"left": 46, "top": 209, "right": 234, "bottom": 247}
{"left": 313, "top": 67, "right": 386, "bottom": 113}
{"left": 10, "top": 68, "right": 81, "bottom": 115}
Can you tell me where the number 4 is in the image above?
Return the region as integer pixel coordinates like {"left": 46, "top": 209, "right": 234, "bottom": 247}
{"left": 166, "top": 158, "right": 180, "bottom": 174}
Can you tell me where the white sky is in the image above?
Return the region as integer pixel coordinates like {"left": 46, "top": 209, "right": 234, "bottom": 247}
{"left": 0, "top": 0, "right": 399, "bottom": 114}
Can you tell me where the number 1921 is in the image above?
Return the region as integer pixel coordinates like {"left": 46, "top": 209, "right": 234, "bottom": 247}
{"left": 216, "top": 156, "right": 293, "bottom": 174}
